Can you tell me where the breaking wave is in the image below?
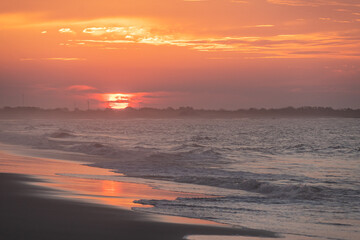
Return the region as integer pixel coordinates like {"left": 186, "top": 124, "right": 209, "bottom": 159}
{"left": 0, "top": 120, "right": 358, "bottom": 203}
{"left": 48, "top": 130, "right": 75, "bottom": 138}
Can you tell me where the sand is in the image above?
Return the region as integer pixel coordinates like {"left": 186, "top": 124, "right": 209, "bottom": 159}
{"left": 0, "top": 148, "right": 277, "bottom": 240}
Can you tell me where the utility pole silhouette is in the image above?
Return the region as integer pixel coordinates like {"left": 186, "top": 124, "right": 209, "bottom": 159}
{"left": 87, "top": 99, "right": 90, "bottom": 111}
{"left": 22, "top": 93, "right": 25, "bottom": 107}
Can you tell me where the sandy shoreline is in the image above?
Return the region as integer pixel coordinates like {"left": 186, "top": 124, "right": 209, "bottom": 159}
{"left": 0, "top": 147, "right": 277, "bottom": 239}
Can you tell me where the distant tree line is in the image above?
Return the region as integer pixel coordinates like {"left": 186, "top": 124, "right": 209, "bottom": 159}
{"left": 0, "top": 106, "right": 359, "bottom": 119}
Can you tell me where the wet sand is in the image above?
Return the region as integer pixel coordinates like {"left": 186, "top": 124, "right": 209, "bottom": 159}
{"left": 0, "top": 148, "right": 277, "bottom": 239}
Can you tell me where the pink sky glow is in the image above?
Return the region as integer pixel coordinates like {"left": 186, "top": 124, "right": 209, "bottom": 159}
{"left": 0, "top": 0, "right": 359, "bottom": 109}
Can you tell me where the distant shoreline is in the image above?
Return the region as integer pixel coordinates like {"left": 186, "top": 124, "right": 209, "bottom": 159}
{"left": 1, "top": 106, "right": 360, "bottom": 119}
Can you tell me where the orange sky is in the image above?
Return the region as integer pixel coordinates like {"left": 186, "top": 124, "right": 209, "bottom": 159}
{"left": 0, "top": 0, "right": 359, "bottom": 109}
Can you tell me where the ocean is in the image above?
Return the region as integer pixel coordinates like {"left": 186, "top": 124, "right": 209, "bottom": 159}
{"left": 0, "top": 118, "right": 359, "bottom": 240}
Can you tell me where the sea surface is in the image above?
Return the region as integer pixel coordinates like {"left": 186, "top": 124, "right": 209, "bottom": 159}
{"left": 0, "top": 118, "right": 359, "bottom": 239}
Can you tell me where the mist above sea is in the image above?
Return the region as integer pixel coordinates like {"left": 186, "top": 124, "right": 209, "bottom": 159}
{"left": 1, "top": 106, "right": 360, "bottom": 119}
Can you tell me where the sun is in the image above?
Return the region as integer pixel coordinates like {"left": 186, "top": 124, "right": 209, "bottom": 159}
{"left": 104, "top": 93, "right": 133, "bottom": 109}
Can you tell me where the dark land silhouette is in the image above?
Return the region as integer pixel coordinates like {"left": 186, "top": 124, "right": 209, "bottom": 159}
{"left": 1, "top": 106, "right": 360, "bottom": 119}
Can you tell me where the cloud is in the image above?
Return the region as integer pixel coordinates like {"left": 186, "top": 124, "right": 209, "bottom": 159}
{"left": 333, "top": 20, "right": 351, "bottom": 23}
{"left": 4, "top": 8, "right": 360, "bottom": 64}
{"left": 44, "top": 57, "right": 85, "bottom": 61}
{"left": 290, "top": 50, "right": 333, "bottom": 55}
{"left": 82, "top": 26, "right": 148, "bottom": 38}
{"left": 183, "top": 0, "right": 208, "bottom": 2}
{"left": 231, "top": 0, "right": 248, "bottom": 3}
{"left": 19, "top": 57, "right": 86, "bottom": 61}
{"left": 59, "top": 28, "right": 74, "bottom": 33}
{"left": 253, "top": 25, "right": 274, "bottom": 28}
{"left": 74, "top": 39, "right": 133, "bottom": 44}
{"left": 67, "top": 85, "right": 99, "bottom": 93}
{"left": 69, "top": 29, "right": 360, "bottom": 59}
{"left": 141, "top": 92, "right": 175, "bottom": 99}
{"left": 267, "top": 0, "right": 360, "bottom": 7}
{"left": 83, "top": 27, "right": 107, "bottom": 35}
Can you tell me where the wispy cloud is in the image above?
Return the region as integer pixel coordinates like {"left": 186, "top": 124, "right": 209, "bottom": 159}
{"left": 183, "top": 0, "right": 208, "bottom": 2}
{"left": 59, "top": 28, "right": 74, "bottom": 33}
{"left": 20, "top": 57, "right": 86, "bottom": 61}
{"left": 69, "top": 28, "right": 360, "bottom": 59}
{"left": 72, "top": 39, "right": 133, "bottom": 44}
{"left": 82, "top": 26, "right": 147, "bottom": 38}
{"left": 6, "top": 12, "right": 360, "bottom": 61}
{"left": 253, "top": 25, "right": 274, "bottom": 28}
{"left": 45, "top": 57, "right": 85, "bottom": 61}
{"left": 267, "top": 0, "right": 360, "bottom": 7}
{"left": 319, "top": 17, "right": 354, "bottom": 24}
{"left": 231, "top": 0, "right": 248, "bottom": 3}
{"left": 67, "top": 85, "right": 98, "bottom": 92}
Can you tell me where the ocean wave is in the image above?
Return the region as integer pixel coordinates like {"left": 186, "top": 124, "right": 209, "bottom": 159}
{"left": 174, "top": 176, "right": 326, "bottom": 200}
{"left": 0, "top": 129, "right": 121, "bottom": 159}
{"left": 171, "top": 143, "right": 205, "bottom": 151}
{"left": 0, "top": 128, "right": 351, "bottom": 201}
{"left": 134, "top": 198, "right": 264, "bottom": 212}
{"left": 48, "top": 131, "right": 75, "bottom": 138}
{"left": 190, "top": 135, "right": 212, "bottom": 142}
{"left": 0, "top": 119, "right": 359, "bottom": 203}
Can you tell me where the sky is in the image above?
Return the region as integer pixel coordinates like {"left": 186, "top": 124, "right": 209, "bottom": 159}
{"left": 0, "top": 0, "right": 359, "bottom": 109}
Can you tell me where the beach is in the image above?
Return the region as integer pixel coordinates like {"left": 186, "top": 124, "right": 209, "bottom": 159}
{"left": 0, "top": 148, "right": 276, "bottom": 240}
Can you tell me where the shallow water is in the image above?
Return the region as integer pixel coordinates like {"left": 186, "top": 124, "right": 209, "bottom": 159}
{"left": 0, "top": 118, "right": 359, "bottom": 239}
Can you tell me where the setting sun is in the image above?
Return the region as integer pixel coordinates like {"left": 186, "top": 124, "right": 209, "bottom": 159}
{"left": 102, "top": 93, "right": 133, "bottom": 109}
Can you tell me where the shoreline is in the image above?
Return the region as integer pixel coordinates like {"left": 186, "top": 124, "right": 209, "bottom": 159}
{"left": 0, "top": 146, "right": 277, "bottom": 240}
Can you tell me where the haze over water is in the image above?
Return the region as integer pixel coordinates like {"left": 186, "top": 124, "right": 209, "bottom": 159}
{"left": 0, "top": 118, "right": 359, "bottom": 240}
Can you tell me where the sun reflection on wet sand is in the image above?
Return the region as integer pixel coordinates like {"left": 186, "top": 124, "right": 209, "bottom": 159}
{"left": 102, "top": 180, "right": 120, "bottom": 196}
{"left": 0, "top": 146, "right": 217, "bottom": 226}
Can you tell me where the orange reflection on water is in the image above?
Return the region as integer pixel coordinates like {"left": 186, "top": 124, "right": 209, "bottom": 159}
{"left": 102, "top": 180, "right": 122, "bottom": 196}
